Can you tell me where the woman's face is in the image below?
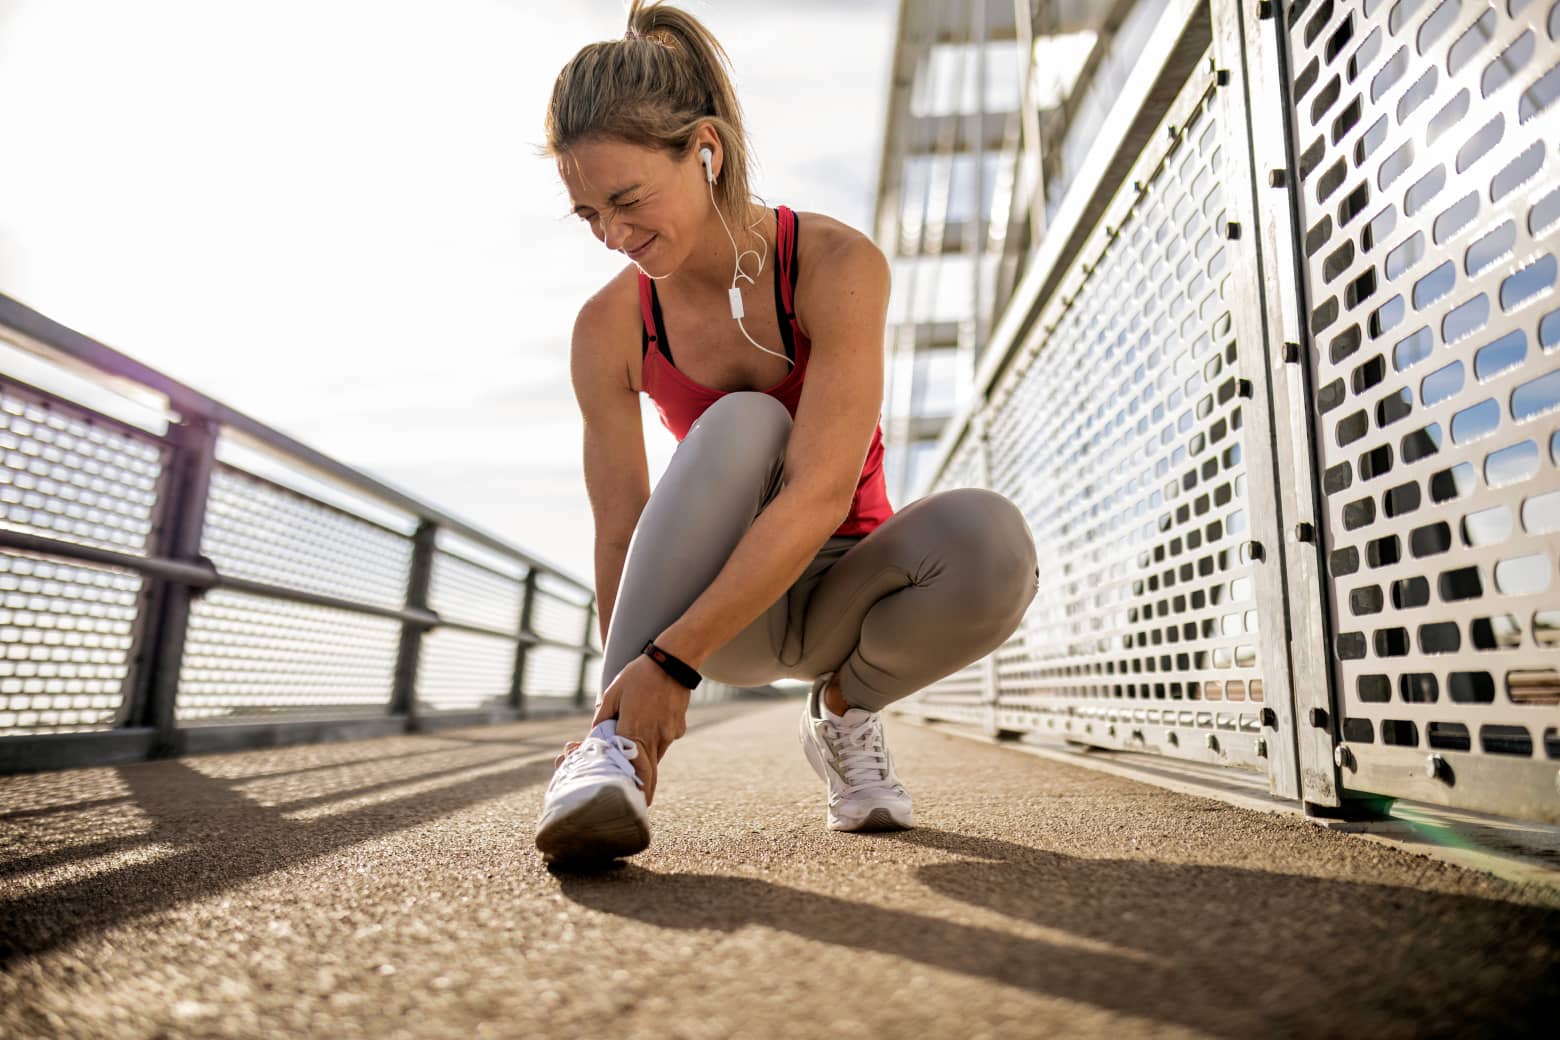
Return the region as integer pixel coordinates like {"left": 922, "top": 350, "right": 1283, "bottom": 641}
{"left": 560, "top": 134, "right": 712, "bottom": 278}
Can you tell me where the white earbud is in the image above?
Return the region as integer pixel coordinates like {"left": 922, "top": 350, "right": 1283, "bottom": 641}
{"left": 699, "top": 145, "right": 715, "bottom": 183}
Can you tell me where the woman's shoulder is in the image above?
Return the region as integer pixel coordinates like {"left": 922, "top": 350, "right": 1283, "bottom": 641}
{"left": 790, "top": 210, "right": 881, "bottom": 265}
{"left": 789, "top": 211, "right": 891, "bottom": 329}
{"left": 572, "top": 263, "right": 648, "bottom": 393}
{"left": 574, "top": 263, "right": 643, "bottom": 334}
{"left": 791, "top": 210, "right": 889, "bottom": 285}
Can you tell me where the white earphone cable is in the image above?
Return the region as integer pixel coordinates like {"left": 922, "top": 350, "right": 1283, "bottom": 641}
{"left": 705, "top": 150, "right": 793, "bottom": 369}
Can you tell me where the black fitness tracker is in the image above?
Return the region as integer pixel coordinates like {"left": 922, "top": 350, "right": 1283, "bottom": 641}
{"left": 641, "top": 640, "right": 702, "bottom": 689}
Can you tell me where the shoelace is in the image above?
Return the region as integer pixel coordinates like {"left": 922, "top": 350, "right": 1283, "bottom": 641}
{"left": 555, "top": 732, "right": 644, "bottom": 789}
{"left": 826, "top": 715, "right": 897, "bottom": 791}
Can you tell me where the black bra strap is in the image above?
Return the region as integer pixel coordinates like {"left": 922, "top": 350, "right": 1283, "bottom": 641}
{"left": 773, "top": 209, "right": 796, "bottom": 362}
{"left": 649, "top": 281, "right": 673, "bottom": 364}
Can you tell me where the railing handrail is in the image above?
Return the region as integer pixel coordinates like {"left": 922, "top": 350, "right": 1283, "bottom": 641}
{"left": 0, "top": 290, "right": 592, "bottom": 594}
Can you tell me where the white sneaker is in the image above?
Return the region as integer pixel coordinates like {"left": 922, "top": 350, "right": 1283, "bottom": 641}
{"left": 534, "top": 719, "right": 650, "bottom": 864}
{"left": 797, "top": 672, "right": 913, "bottom": 831}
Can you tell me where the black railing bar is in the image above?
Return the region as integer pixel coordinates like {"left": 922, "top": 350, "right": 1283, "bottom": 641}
{"left": 0, "top": 292, "right": 591, "bottom": 594}
{"left": 0, "top": 527, "right": 217, "bottom": 586}
{"left": 0, "top": 527, "right": 435, "bottom": 627}
{"left": 0, "top": 527, "right": 601, "bottom": 658}
{"left": 0, "top": 371, "right": 177, "bottom": 448}
{"left": 519, "top": 631, "right": 601, "bottom": 657}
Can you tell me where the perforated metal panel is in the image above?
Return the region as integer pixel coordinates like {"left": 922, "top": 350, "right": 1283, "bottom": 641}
{"left": 0, "top": 384, "right": 164, "bottom": 733}
{"left": 427, "top": 549, "right": 525, "bottom": 634}
{"left": 166, "top": 463, "right": 414, "bottom": 720}
{"left": 175, "top": 591, "right": 401, "bottom": 720}
{"left": 907, "top": 52, "right": 1283, "bottom": 772}
{"left": 523, "top": 645, "right": 588, "bottom": 704}
{"left": 0, "top": 553, "right": 142, "bottom": 733}
{"left": 1287, "top": 0, "right": 1560, "bottom": 813}
{"left": 529, "top": 573, "right": 592, "bottom": 646}
{"left": 415, "top": 628, "right": 518, "bottom": 712}
{"left": 0, "top": 383, "right": 164, "bottom": 556}
{"left": 203, "top": 464, "right": 411, "bottom": 610}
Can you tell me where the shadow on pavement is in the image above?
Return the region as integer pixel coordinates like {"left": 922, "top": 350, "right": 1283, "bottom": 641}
{"left": 0, "top": 702, "right": 763, "bottom": 964}
{"left": 559, "top": 826, "right": 1560, "bottom": 1036}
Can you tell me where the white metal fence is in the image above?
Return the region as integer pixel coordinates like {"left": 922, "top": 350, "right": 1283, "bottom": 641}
{"left": 896, "top": 0, "right": 1560, "bottom": 824}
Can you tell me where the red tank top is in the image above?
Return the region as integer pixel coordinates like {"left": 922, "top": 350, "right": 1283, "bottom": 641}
{"left": 639, "top": 205, "right": 893, "bottom": 537}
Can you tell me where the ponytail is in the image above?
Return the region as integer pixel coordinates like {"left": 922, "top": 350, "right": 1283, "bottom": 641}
{"left": 545, "top": 1, "right": 757, "bottom": 226}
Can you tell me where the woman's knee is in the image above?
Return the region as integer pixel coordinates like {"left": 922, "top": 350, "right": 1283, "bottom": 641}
{"left": 695, "top": 391, "right": 791, "bottom": 444}
{"left": 926, "top": 488, "right": 1038, "bottom": 620}
{"left": 686, "top": 392, "right": 792, "bottom": 477}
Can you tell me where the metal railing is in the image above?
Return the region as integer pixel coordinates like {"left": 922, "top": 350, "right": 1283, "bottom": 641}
{"left": 0, "top": 291, "right": 605, "bottom": 772}
{"left": 894, "top": 0, "right": 1560, "bottom": 824}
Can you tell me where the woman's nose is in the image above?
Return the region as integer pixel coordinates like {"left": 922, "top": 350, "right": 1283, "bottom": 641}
{"left": 601, "top": 215, "right": 631, "bottom": 251}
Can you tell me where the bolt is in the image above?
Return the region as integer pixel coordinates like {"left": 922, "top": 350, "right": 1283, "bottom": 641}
{"left": 1247, "top": 540, "right": 1265, "bottom": 562}
{"left": 1334, "top": 744, "right": 1353, "bottom": 770}
{"left": 1255, "top": 738, "right": 1269, "bottom": 758}
{"left": 1238, "top": 378, "right": 1254, "bottom": 397}
{"left": 1131, "top": 728, "right": 1145, "bottom": 744}
{"left": 1257, "top": 0, "right": 1275, "bottom": 18}
{"left": 1107, "top": 724, "right": 1116, "bottom": 737}
{"left": 1226, "top": 221, "right": 1243, "bottom": 240}
{"left": 1260, "top": 708, "right": 1278, "bottom": 729}
{"left": 1206, "top": 733, "right": 1220, "bottom": 752}
{"left": 1295, "top": 521, "right": 1316, "bottom": 542}
{"left": 1308, "top": 706, "right": 1329, "bottom": 728}
{"left": 1425, "top": 754, "right": 1448, "bottom": 782}
{"left": 1268, "top": 169, "right": 1288, "bottom": 188}
{"left": 1281, "top": 341, "right": 1301, "bottom": 363}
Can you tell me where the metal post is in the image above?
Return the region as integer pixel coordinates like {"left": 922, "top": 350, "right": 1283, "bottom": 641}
{"left": 574, "top": 599, "right": 597, "bottom": 709}
{"left": 127, "top": 416, "right": 219, "bottom": 755}
{"left": 509, "top": 568, "right": 538, "bottom": 716}
{"left": 1230, "top": 0, "right": 1344, "bottom": 811}
{"left": 391, "top": 519, "right": 437, "bottom": 726}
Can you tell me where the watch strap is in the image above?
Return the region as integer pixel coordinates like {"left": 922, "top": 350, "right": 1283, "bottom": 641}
{"left": 641, "top": 640, "right": 702, "bottom": 689}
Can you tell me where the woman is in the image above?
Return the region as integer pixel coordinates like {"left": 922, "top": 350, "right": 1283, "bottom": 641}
{"left": 535, "top": 0, "right": 1039, "bottom": 865}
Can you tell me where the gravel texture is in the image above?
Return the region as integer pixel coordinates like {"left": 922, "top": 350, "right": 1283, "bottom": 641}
{"left": 2, "top": 699, "right": 1557, "bottom": 1039}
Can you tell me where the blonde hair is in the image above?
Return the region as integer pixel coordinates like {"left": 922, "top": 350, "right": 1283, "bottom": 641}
{"left": 545, "top": 1, "right": 756, "bottom": 226}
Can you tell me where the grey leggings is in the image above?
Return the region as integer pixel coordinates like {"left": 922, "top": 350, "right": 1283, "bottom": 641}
{"left": 601, "top": 392, "right": 1039, "bottom": 712}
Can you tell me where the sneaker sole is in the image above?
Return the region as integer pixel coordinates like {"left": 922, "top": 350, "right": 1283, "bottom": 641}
{"left": 830, "top": 806, "right": 913, "bottom": 832}
{"left": 535, "top": 786, "right": 650, "bottom": 865}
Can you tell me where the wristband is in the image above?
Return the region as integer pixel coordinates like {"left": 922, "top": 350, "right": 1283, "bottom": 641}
{"left": 641, "top": 640, "right": 702, "bottom": 689}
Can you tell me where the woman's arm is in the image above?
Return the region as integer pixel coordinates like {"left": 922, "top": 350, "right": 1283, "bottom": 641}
{"left": 592, "top": 537, "right": 631, "bottom": 645}
{"left": 653, "top": 230, "right": 892, "bottom": 670}
{"left": 570, "top": 286, "right": 651, "bottom": 643}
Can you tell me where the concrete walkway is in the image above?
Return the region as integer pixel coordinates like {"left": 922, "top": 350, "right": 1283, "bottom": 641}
{"left": 2, "top": 699, "right": 1557, "bottom": 1038}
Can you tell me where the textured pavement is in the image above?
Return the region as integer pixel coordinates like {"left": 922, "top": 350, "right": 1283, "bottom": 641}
{"left": 2, "top": 698, "right": 1558, "bottom": 1039}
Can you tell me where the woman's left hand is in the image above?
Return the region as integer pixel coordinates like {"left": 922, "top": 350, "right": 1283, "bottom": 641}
{"left": 587, "top": 653, "right": 691, "bottom": 805}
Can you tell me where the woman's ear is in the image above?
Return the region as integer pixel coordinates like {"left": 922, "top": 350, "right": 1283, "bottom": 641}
{"left": 694, "top": 127, "right": 721, "bottom": 182}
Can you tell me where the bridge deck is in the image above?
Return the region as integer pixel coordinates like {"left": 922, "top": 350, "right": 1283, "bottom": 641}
{"left": 3, "top": 699, "right": 1557, "bottom": 1037}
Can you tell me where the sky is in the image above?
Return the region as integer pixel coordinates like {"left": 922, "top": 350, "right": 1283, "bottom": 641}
{"left": 0, "top": 0, "right": 898, "bottom": 585}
